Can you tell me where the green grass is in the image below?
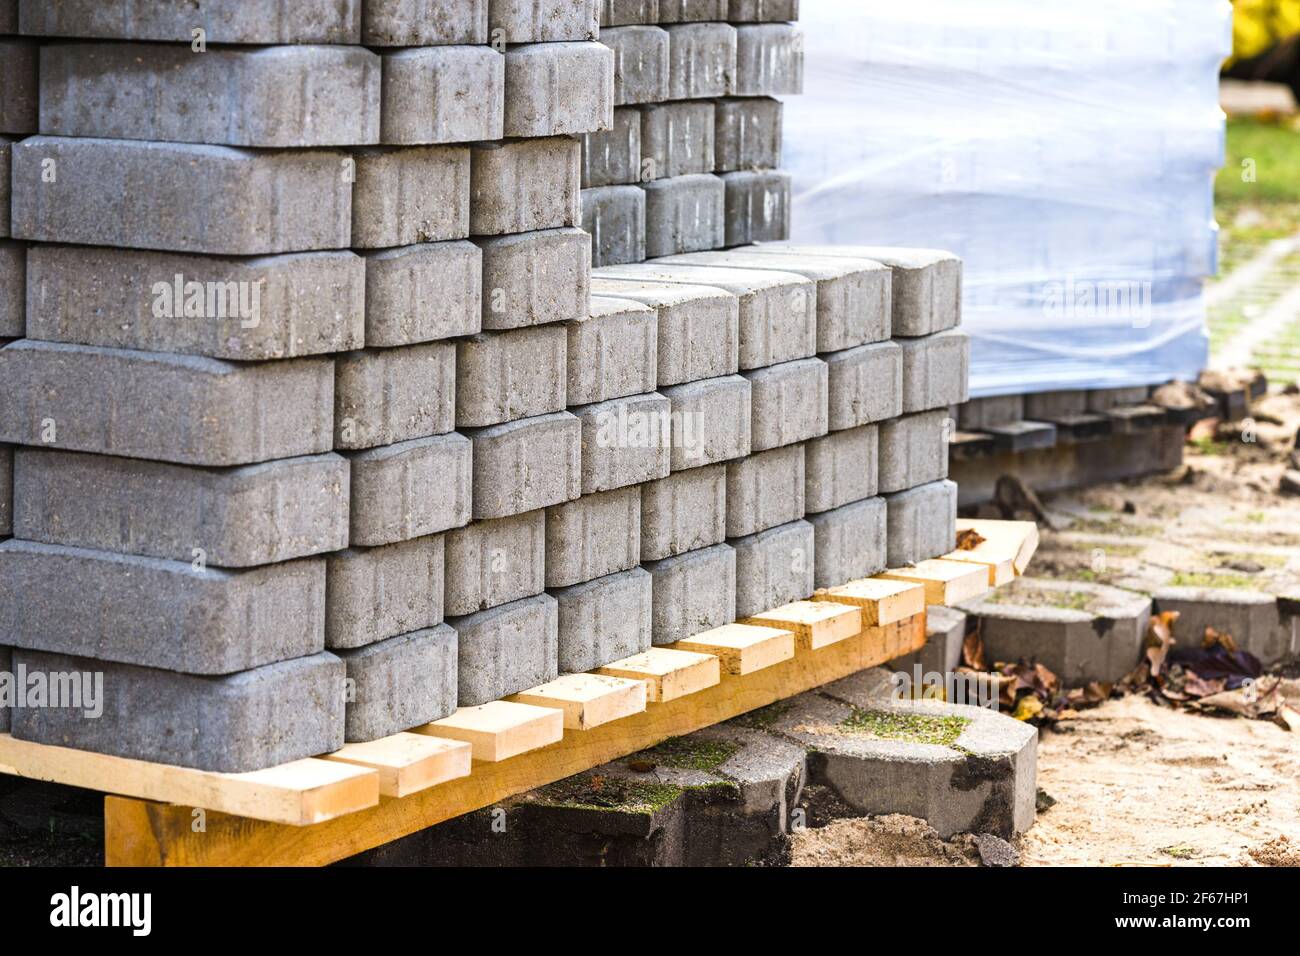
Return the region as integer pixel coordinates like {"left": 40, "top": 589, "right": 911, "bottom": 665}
{"left": 1169, "top": 570, "right": 1258, "bottom": 589}
{"left": 1215, "top": 118, "right": 1300, "bottom": 277}
{"left": 837, "top": 708, "right": 970, "bottom": 747}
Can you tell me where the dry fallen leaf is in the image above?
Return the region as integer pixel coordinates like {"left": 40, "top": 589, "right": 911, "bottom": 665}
{"left": 1203, "top": 626, "right": 1238, "bottom": 653}
{"left": 962, "top": 626, "right": 987, "bottom": 671}
{"left": 955, "top": 528, "right": 986, "bottom": 551}
{"left": 1011, "top": 695, "right": 1043, "bottom": 722}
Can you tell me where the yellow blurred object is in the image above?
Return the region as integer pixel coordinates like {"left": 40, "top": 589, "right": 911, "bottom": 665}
{"left": 1229, "top": 0, "right": 1300, "bottom": 66}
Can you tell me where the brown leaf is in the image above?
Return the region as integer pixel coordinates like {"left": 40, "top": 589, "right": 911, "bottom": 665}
{"left": 1202, "top": 626, "right": 1238, "bottom": 653}
{"left": 962, "top": 626, "right": 987, "bottom": 671}
{"left": 955, "top": 528, "right": 986, "bottom": 551}
{"left": 1144, "top": 611, "right": 1179, "bottom": 678}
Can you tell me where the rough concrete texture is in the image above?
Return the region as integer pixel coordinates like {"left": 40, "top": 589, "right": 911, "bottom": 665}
{"left": 0, "top": 136, "right": 12, "bottom": 235}
{"left": 729, "top": 0, "right": 800, "bottom": 20}
{"left": 456, "top": 325, "right": 567, "bottom": 427}
{"left": 26, "top": 245, "right": 366, "bottom": 360}
{"left": 504, "top": 42, "right": 614, "bottom": 137}
{"left": 640, "top": 463, "right": 727, "bottom": 561}
{"left": 588, "top": 278, "right": 740, "bottom": 386}
{"left": 0, "top": 39, "right": 36, "bottom": 134}
{"left": 348, "top": 433, "right": 472, "bottom": 546}
{"left": 568, "top": 297, "right": 659, "bottom": 405}
{"left": 665, "top": 23, "right": 736, "bottom": 99}
{"left": 1023, "top": 389, "right": 1089, "bottom": 421}
{"left": 899, "top": 329, "right": 971, "bottom": 413}
{"left": 18, "top": 0, "right": 363, "bottom": 44}
{"left": 961, "top": 578, "right": 1151, "bottom": 685}
{"left": 40, "top": 43, "right": 381, "bottom": 147}
{"left": 744, "top": 357, "right": 829, "bottom": 452}
{"left": 444, "top": 509, "right": 546, "bottom": 616}
{"left": 602, "top": 26, "right": 671, "bottom": 106}
{"left": 641, "top": 101, "right": 715, "bottom": 179}
{"left": 601, "top": 0, "right": 659, "bottom": 26}
{"left": 0, "top": 539, "right": 324, "bottom": 674}
{"left": 489, "top": 0, "right": 600, "bottom": 42}
{"left": 574, "top": 392, "right": 672, "bottom": 493}
{"left": 479, "top": 228, "right": 592, "bottom": 330}
{"left": 714, "top": 96, "right": 782, "bottom": 173}
{"left": 642, "top": 173, "right": 726, "bottom": 258}
{"left": 884, "top": 478, "right": 957, "bottom": 567}
{"left": 1153, "top": 586, "right": 1290, "bottom": 665}
{"left": 451, "top": 593, "right": 559, "bottom": 705}
{"left": 878, "top": 408, "right": 950, "bottom": 493}
{"left": 364, "top": 0, "right": 488, "bottom": 45}
{"left": 808, "top": 496, "right": 886, "bottom": 590}
{"left": 546, "top": 485, "right": 642, "bottom": 587}
{"left": 659, "top": 0, "right": 728, "bottom": 21}
{"left": 0, "top": 340, "right": 334, "bottom": 467}
{"left": 0, "top": 241, "right": 21, "bottom": 337}
{"left": 0, "top": 644, "right": 8, "bottom": 732}
{"left": 11, "top": 137, "right": 351, "bottom": 255}
{"left": 824, "top": 341, "right": 903, "bottom": 431}
{"left": 467, "top": 412, "right": 582, "bottom": 519}
{"left": 553, "top": 566, "right": 654, "bottom": 672}
{"left": 721, "top": 170, "right": 791, "bottom": 246}
{"left": 335, "top": 342, "right": 456, "bottom": 449}
{"left": 10, "top": 649, "right": 345, "bottom": 773}
{"left": 581, "top": 185, "right": 647, "bottom": 266}
{"left": 0, "top": 444, "right": 10, "bottom": 536}
{"left": 13, "top": 447, "right": 349, "bottom": 567}
{"left": 471, "top": 138, "right": 581, "bottom": 236}
{"left": 734, "top": 23, "right": 804, "bottom": 97}
{"left": 804, "top": 424, "right": 879, "bottom": 514}
{"left": 1086, "top": 386, "right": 1151, "bottom": 412}
{"left": 726, "top": 443, "right": 805, "bottom": 538}
{"left": 337, "top": 625, "right": 457, "bottom": 742}
{"left": 958, "top": 394, "right": 1025, "bottom": 431}
{"left": 351, "top": 146, "right": 471, "bottom": 248}
{"left": 658, "top": 374, "right": 752, "bottom": 470}
{"left": 326, "top": 535, "right": 445, "bottom": 650}
{"left": 890, "top": 604, "right": 967, "bottom": 678}
{"left": 364, "top": 241, "right": 482, "bottom": 347}
{"left": 380, "top": 46, "right": 504, "bottom": 145}
{"left": 644, "top": 542, "right": 736, "bottom": 644}
{"left": 581, "top": 107, "right": 642, "bottom": 187}
{"left": 731, "top": 519, "right": 815, "bottom": 618}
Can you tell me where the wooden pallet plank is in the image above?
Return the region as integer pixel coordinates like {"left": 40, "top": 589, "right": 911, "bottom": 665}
{"left": 671, "top": 622, "right": 795, "bottom": 675}
{"left": 813, "top": 578, "right": 925, "bottom": 625}
{"left": 595, "top": 647, "right": 720, "bottom": 702}
{"left": 954, "top": 518, "right": 1039, "bottom": 576}
{"left": 508, "top": 674, "right": 647, "bottom": 730}
{"left": 320, "top": 733, "right": 471, "bottom": 798}
{"left": 103, "top": 614, "right": 924, "bottom": 866}
{"left": 939, "top": 549, "right": 1015, "bottom": 586}
{"left": 876, "top": 558, "right": 991, "bottom": 607}
{"left": 416, "top": 702, "right": 564, "bottom": 763}
{"left": 742, "top": 600, "right": 862, "bottom": 651}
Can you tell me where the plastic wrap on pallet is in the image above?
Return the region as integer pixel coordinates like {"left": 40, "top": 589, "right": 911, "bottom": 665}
{"left": 781, "top": 0, "right": 1231, "bottom": 397}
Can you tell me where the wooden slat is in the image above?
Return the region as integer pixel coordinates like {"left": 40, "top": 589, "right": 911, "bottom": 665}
{"left": 813, "top": 578, "right": 925, "bottom": 625}
{"left": 671, "top": 622, "right": 795, "bottom": 675}
{"left": 0, "top": 735, "right": 378, "bottom": 826}
{"left": 508, "top": 674, "right": 647, "bottom": 730}
{"left": 939, "top": 549, "right": 1015, "bottom": 586}
{"left": 876, "top": 558, "right": 991, "bottom": 606}
{"left": 416, "top": 702, "right": 564, "bottom": 763}
{"left": 595, "top": 647, "right": 720, "bottom": 702}
{"left": 742, "top": 600, "right": 862, "bottom": 651}
{"left": 320, "top": 733, "right": 471, "bottom": 798}
{"left": 954, "top": 518, "right": 1039, "bottom": 576}
{"left": 103, "top": 614, "right": 925, "bottom": 866}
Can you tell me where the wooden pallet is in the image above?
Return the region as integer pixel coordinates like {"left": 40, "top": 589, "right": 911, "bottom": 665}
{"left": 0, "top": 519, "right": 1033, "bottom": 867}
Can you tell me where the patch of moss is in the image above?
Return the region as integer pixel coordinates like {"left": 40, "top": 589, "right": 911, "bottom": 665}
{"left": 987, "top": 586, "right": 1097, "bottom": 612}
{"left": 1159, "top": 844, "right": 1196, "bottom": 860}
{"left": 638, "top": 736, "right": 739, "bottom": 772}
{"left": 1169, "top": 571, "right": 1257, "bottom": 590}
{"left": 837, "top": 707, "right": 970, "bottom": 747}
{"left": 1213, "top": 551, "right": 1288, "bottom": 569}
{"left": 544, "top": 777, "right": 685, "bottom": 814}
{"left": 1071, "top": 518, "right": 1162, "bottom": 538}
{"left": 733, "top": 700, "right": 794, "bottom": 731}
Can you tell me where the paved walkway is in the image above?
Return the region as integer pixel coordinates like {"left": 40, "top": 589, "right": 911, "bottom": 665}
{"left": 1208, "top": 232, "right": 1300, "bottom": 384}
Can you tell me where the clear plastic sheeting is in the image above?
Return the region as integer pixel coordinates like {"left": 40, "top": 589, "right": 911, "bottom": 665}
{"left": 782, "top": 0, "right": 1231, "bottom": 397}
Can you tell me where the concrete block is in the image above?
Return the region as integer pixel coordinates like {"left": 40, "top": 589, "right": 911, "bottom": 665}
{"left": 10, "top": 649, "right": 344, "bottom": 773}
{"left": 726, "top": 444, "right": 804, "bottom": 539}
{"left": 720, "top": 169, "right": 790, "bottom": 246}
{"left": 1024, "top": 389, "right": 1089, "bottom": 421}
{"left": 553, "top": 567, "right": 653, "bottom": 671}
{"left": 0, "top": 136, "right": 10, "bottom": 236}
{"left": 659, "top": 375, "right": 751, "bottom": 469}
{"left": 338, "top": 626, "right": 457, "bottom": 741}
{"left": 26, "top": 245, "right": 365, "bottom": 360}
{"left": 546, "top": 485, "right": 642, "bottom": 587}
{"left": 468, "top": 412, "right": 582, "bottom": 519}
{"left": 731, "top": 519, "right": 815, "bottom": 618}
{"left": 0, "top": 241, "right": 24, "bottom": 338}
{"left": 589, "top": 278, "right": 739, "bottom": 386}
{"left": 444, "top": 510, "right": 546, "bottom": 616}
{"left": 504, "top": 42, "right": 614, "bottom": 137}
{"left": 666, "top": 24, "right": 736, "bottom": 100}
{"left": 13, "top": 448, "right": 349, "bottom": 567}
{"left": 326, "top": 535, "right": 445, "bottom": 650}
{"left": 456, "top": 325, "right": 568, "bottom": 428}
{"left": 1153, "top": 586, "right": 1289, "bottom": 665}
{"left": 744, "top": 357, "right": 828, "bottom": 452}
{"left": 451, "top": 593, "right": 559, "bottom": 705}
{"left": 595, "top": 262, "right": 816, "bottom": 369}
{"left": 581, "top": 107, "right": 642, "bottom": 187}
{"left": 602, "top": 26, "right": 670, "bottom": 106}
{"left": 734, "top": 24, "right": 803, "bottom": 96}
{"left": 0, "top": 539, "right": 324, "bottom": 674}
{"left": 489, "top": 0, "right": 600, "bottom": 42}
{"left": 471, "top": 138, "right": 581, "bottom": 236}
{"left": 640, "top": 463, "right": 727, "bottom": 561}
{"left": 644, "top": 543, "right": 736, "bottom": 644}
{"left": 348, "top": 433, "right": 472, "bottom": 546}
{"left": 11, "top": 137, "right": 351, "bottom": 255}
{"left": 0, "top": 340, "right": 334, "bottom": 467}
{"left": 364, "top": 241, "right": 482, "bottom": 347}
{"left": 336, "top": 343, "right": 455, "bottom": 450}
{"left": 1087, "top": 386, "right": 1152, "bottom": 412}
{"left": 878, "top": 409, "right": 950, "bottom": 494}
{"left": 899, "top": 329, "right": 971, "bottom": 413}
{"left": 574, "top": 392, "right": 673, "bottom": 493}
{"left": 18, "top": 0, "right": 362, "bottom": 44}
{"left": 804, "top": 424, "right": 879, "bottom": 514}
{"left": 0, "top": 39, "right": 36, "bottom": 134}
{"left": 351, "top": 146, "right": 471, "bottom": 248}
{"left": 364, "top": 0, "right": 488, "bottom": 45}
{"left": 380, "top": 46, "right": 504, "bottom": 145}
{"left": 958, "top": 394, "right": 1025, "bottom": 431}
{"left": 479, "top": 228, "right": 591, "bottom": 330}
{"left": 601, "top": 0, "right": 659, "bottom": 25}
{"left": 890, "top": 604, "right": 967, "bottom": 678}
{"left": 568, "top": 297, "right": 659, "bottom": 405}
{"left": 823, "top": 342, "right": 904, "bottom": 432}
{"left": 641, "top": 101, "right": 715, "bottom": 180}
{"left": 808, "top": 496, "right": 886, "bottom": 590}
{"left": 642, "top": 173, "right": 726, "bottom": 258}
{"left": 884, "top": 479, "right": 957, "bottom": 567}
{"left": 658, "top": 0, "right": 728, "bottom": 22}
{"left": 581, "top": 185, "right": 646, "bottom": 266}
{"left": 0, "top": 644, "right": 8, "bottom": 733}
{"left": 715, "top": 97, "right": 782, "bottom": 173}
{"left": 40, "top": 43, "right": 380, "bottom": 147}
{"left": 0, "top": 444, "right": 9, "bottom": 537}
{"left": 728, "top": 0, "right": 799, "bottom": 21}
